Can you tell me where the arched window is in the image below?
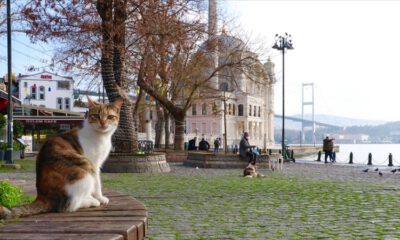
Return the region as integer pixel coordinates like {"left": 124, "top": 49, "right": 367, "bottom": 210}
{"left": 65, "top": 98, "right": 71, "bottom": 110}
{"left": 202, "top": 103, "right": 207, "bottom": 115}
{"left": 238, "top": 104, "right": 244, "bottom": 116}
{"left": 233, "top": 104, "right": 236, "bottom": 115}
{"left": 39, "top": 86, "right": 45, "bottom": 100}
{"left": 192, "top": 104, "right": 197, "bottom": 115}
{"left": 56, "top": 98, "right": 63, "bottom": 109}
{"left": 249, "top": 104, "right": 252, "bottom": 116}
{"left": 219, "top": 82, "right": 229, "bottom": 91}
{"left": 31, "top": 85, "right": 37, "bottom": 99}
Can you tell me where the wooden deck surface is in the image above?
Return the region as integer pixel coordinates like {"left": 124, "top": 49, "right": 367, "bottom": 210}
{"left": 0, "top": 181, "right": 147, "bottom": 240}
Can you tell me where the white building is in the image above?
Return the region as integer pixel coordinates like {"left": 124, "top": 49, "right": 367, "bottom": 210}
{"left": 18, "top": 71, "right": 74, "bottom": 111}
{"left": 184, "top": 0, "right": 276, "bottom": 150}
{"left": 185, "top": 54, "right": 276, "bottom": 150}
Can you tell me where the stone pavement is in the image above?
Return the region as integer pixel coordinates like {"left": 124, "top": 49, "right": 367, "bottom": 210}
{"left": 2, "top": 160, "right": 400, "bottom": 239}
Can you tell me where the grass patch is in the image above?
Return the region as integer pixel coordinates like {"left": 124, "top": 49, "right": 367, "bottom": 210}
{"left": 0, "top": 159, "right": 36, "bottom": 172}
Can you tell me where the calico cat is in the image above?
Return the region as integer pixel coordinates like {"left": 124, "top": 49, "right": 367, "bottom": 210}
{"left": 0, "top": 97, "right": 123, "bottom": 219}
{"left": 243, "top": 160, "right": 264, "bottom": 178}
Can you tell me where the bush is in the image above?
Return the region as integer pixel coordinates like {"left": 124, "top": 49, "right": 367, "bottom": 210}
{"left": 0, "top": 181, "right": 23, "bottom": 208}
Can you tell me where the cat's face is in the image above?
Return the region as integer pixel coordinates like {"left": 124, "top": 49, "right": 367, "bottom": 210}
{"left": 86, "top": 98, "right": 123, "bottom": 133}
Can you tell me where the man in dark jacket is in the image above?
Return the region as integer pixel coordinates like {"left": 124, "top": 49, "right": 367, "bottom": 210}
{"left": 323, "top": 136, "right": 335, "bottom": 163}
{"left": 239, "top": 132, "right": 256, "bottom": 163}
{"left": 188, "top": 137, "right": 197, "bottom": 150}
{"left": 198, "top": 138, "right": 210, "bottom": 151}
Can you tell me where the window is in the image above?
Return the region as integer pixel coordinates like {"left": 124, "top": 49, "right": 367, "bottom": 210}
{"left": 57, "top": 81, "right": 70, "bottom": 90}
{"left": 65, "top": 98, "right": 70, "bottom": 110}
{"left": 212, "top": 102, "right": 217, "bottom": 114}
{"left": 39, "top": 86, "right": 45, "bottom": 100}
{"left": 192, "top": 104, "right": 197, "bottom": 115}
{"left": 249, "top": 104, "right": 252, "bottom": 116}
{"left": 23, "top": 82, "right": 28, "bottom": 88}
{"left": 31, "top": 85, "right": 37, "bottom": 99}
{"left": 228, "top": 103, "right": 231, "bottom": 115}
{"left": 56, "top": 98, "right": 63, "bottom": 110}
{"left": 191, "top": 123, "right": 197, "bottom": 133}
{"left": 254, "top": 106, "right": 257, "bottom": 117}
{"left": 233, "top": 104, "right": 236, "bottom": 116}
{"left": 238, "top": 104, "right": 244, "bottom": 116}
{"left": 258, "top": 106, "right": 261, "bottom": 117}
{"left": 202, "top": 103, "right": 207, "bottom": 115}
{"left": 220, "top": 82, "right": 229, "bottom": 91}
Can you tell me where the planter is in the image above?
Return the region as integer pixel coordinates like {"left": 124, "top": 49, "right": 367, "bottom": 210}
{"left": 102, "top": 152, "right": 171, "bottom": 173}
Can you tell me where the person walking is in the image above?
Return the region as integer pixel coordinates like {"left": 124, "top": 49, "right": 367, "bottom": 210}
{"left": 239, "top": 132, "right": 257, "bottom": 163}
{"left": 323, "top": 136, "right": 335, "bottom": 163}
{"left": 213, "top": 138, "right": 220, "bottom": 153}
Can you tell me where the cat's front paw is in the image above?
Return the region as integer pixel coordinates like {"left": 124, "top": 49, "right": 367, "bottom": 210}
{"left": 96, "top": 195, "right": 109, "bottom": 205}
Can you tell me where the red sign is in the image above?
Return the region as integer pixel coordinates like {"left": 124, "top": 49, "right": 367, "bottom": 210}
{"left": 40, "top": 74, "right": 52, "bottom": 79}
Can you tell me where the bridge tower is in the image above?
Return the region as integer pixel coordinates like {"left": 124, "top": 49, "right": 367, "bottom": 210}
{"left": 301, "top": 83, "right": 315, "bottom": 145}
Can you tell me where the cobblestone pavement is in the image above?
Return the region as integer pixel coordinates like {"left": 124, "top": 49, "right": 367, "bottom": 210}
{"left": 2, "top": 160, "right": 400, "bottom": 239}
{"left": 116, "top": 161, "right": 400, "bottom": 239}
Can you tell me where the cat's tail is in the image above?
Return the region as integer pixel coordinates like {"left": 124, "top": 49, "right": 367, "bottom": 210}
{"left": 0, "top": 198, "right": 50, "bottom": 219}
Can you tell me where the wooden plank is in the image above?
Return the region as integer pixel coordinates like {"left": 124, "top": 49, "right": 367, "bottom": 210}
{"left": 21, "top": 216, "right": 146, "bottom": 222}
{"left": 0, "top": 221, "right": 140, "bottom": 240}
{"left": 19, "top": 217, "right": 147, "bottom": 239}
{"left": 24, "top": 210, "right": 147, "bottom": 218}
{"left": 0, "top": 233, "right": 124, "bottom": 240}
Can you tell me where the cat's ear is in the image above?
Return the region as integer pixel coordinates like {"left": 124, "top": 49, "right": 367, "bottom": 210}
{"left": 87, "top": 96, "right": 98, "bottom": 109}
{"left": 112, "top": 98, "right": 124, "bottom": 111}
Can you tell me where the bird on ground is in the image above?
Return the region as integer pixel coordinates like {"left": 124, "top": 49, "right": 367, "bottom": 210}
{"left": 374, "top": 168, "right": 379, "bottom": 171}
{"left": 391, "top": 169, "right": 397, "bottom": 173}
{"left": 362, "top": 169, "right": 369, "bottom": 173}
{"left": 379, "top": 171, "right": 383, "bottom": 176}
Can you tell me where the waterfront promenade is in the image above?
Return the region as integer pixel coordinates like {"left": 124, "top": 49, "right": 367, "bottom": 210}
{"left": 2, "top": 160, "right": 400, "bottom": 239}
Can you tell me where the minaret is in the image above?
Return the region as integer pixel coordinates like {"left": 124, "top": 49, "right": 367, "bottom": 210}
{"left": 208, "top": 0, "right": 219, "bottom": 90}
{"left": 264, "top": 57, "right": 276, "bottom": 147}
{"left": 208, "top": 0, "right": 217, "bottom": 36}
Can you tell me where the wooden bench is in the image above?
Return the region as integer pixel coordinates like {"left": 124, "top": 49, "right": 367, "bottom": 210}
{"left": 0, "top": 180, "right": 147, "bottom": 240}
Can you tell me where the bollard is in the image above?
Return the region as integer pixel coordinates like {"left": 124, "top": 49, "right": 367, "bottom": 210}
{"left": 349, "top": 152, "right": 353, "bottom": 164}
{"left": 290, "top": 150, "right": 295, "bottom": 162}
{"left": 367, "top": 153, "right": 373, "bottom": 165}
{"left": 388, "top": 153, "right": 393, "bottom": 167}
{"left": 317, "top": 151, "right": 321, "bottom": 162}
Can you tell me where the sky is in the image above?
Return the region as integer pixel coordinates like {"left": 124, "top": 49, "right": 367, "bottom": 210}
{"left": 223, "top": 0, "right": 400, "bottom": 122}
{"left": 1, "top": 1, "right": 400, "bottom": 122}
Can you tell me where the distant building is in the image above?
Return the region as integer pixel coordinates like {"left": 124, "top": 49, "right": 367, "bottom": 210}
{"left": 333, "top": 133, "right": 370, "bottom": 144}
{"left": 18, "top": 71, "right": 74, "bottom": 111}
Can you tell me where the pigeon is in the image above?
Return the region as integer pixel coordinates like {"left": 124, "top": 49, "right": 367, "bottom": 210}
{"left": 379, "top": 171, "right": 383, "bottom": 176}
{"left": 374, "top": 168, "right": 379, "bottom": 172}
{"left": 362, "top": 169, "right": 369, "bottom": 173}
{"left": 391, "top": 169, "right": 397, "bottom": 173}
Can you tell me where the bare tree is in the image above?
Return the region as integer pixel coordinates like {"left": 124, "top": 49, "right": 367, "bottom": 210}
{"left": 130, "top": 0, "right": 262, "bottom": 150}
{"left": 22, "top": 0, "right": 140, "bottom": 152}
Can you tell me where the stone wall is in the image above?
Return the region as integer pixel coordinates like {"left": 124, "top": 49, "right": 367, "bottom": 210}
{"left": 184, "top": 152, "right": 275, "bottom": 169}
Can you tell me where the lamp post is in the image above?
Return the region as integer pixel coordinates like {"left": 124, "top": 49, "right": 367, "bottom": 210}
{"left": 6, "top": 0, "right": 13, "bottom": 164}
{"left": 272, "top": 33, "right": 293, "bottom": 158}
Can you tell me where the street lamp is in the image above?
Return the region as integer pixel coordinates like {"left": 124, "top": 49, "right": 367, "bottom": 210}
{"left": 6, "top": 0, "right": 13, "bottom": 164}
{"left": 272, "top": 33, "right": 293, "bottom": 159}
